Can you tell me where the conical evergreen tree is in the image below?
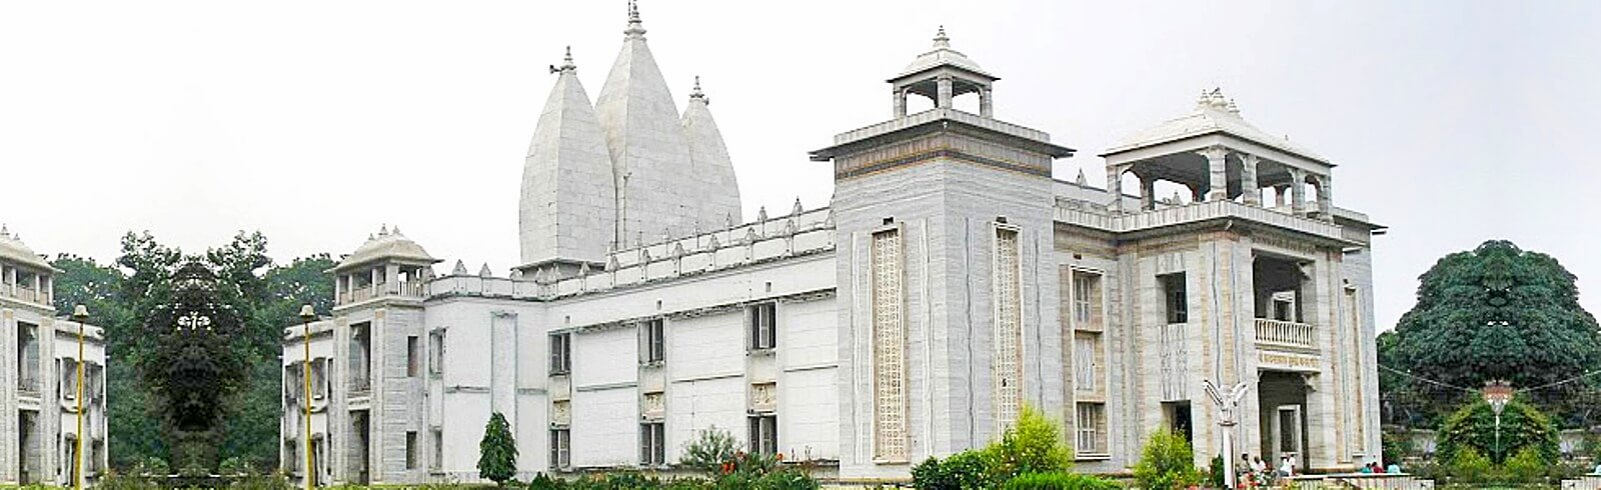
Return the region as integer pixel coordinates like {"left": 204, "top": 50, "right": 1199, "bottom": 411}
{"left": 478, "top": 412, "right": 518, "bottom": 486}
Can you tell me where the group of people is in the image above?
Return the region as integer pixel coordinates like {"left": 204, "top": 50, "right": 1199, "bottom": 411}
{"left": 1236, "top": 453, "right": 1297, "bottom": 488}
{"left": 1236, "top": 452, "right": 1408, "bottom": 488}
{"left": 1358, "top": 460, "right": 1403, "bottom": 474}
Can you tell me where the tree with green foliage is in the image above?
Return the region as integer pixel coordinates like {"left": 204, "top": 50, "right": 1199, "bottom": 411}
{"left": 1132, "top": 430, "right": 1201, "bottom": 490}
{"left": 1446, "top": 446, "right": 1495, "bottom": 484}
{"left": 1503, "top": 446, "right": 1547, "bottom": 484}
{"left": 60, "top": 230, "right": 334, "bottom": 473}
{"left": 679, "top": 426, "right": 742, "bottom": 475}
{"left": 1379, "top": 240, "right": 1601, "bottom": 426}
{"left": 1436, "top": 399, "right": 1558, "bottom": 465}
{"left": 986, "top": 406, "right": 1074, "bottom": 480}
{"left": 479, "top": 412, "right": 518, "bottom": 486}
{"left": 912, "top": 405, "right": 1106, "bottom": 490}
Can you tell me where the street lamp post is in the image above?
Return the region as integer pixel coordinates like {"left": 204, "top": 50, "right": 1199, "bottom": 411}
{"left": 1205, "top": 380, "right": 1251, "bottom": 490}
{"left": 1484, "top": 381, "right": 1514, "bottom": 462}
{"left": 71, "top": 304, "right": 88, "bottom": 490}
{"left": 300, "top": 305, "right": 317, "bottom": 489}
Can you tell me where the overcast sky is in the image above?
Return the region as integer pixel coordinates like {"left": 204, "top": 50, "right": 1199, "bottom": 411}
{"left": 2, "top": 1, "right": 1598, "bottom": 331}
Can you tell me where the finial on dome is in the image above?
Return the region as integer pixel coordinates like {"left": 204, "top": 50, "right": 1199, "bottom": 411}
{"left": 0, "top": 224, "right": 8, "bottom": 238}
{"left": 625, "top": 0, "right": 647, "bottom": 39}
{"left": 1075, "top": 169, "right": 1087, "bottom": 186}
{"left": 933, "top": 25, "right": 951, "bottom": 49}
{"left": 1196, "top": 87, "right": 1231, "bottom": 111}
{"left": 552, "top": 46, "right": 577, "bottom": 74}
{"left": 689, "top": 75, "right": 706, "bottom": 102}
{"left": 1226, "top": 98, "right": 1240, "bottom": 114}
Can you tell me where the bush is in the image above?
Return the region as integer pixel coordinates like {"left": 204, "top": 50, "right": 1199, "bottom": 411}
{"left": 912, "top": 450, "right": 997, "bottom": 490}
{"left": 1131, "top": 430, "right": 1200, "bottom": 490}
{"left": 1436, "top": 399, "right": 1558, "bottom": 465}
{"left": 1205, "top": 454, "right": 1224, "bottom": 489}
{"left": 479, "top": 412, "right": 518, "bottom": 486}
{"left": 987, "top": 406, "right": 1074, "bottom": 480}
{"left": 1446, "top": 446, "right": 1495, "bottom": 483}
{"left": 680, "top": 426, "right": 742, "bottom": 476}
{"left": 1002, "top": 472, "right": 1120, "bottom": 490}
{"left": 1503, "top": 445, "right": 1545, "bottom": 483}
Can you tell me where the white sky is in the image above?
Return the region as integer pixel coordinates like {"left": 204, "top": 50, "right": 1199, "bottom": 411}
{"left": 2, "top": 1, "right": 1598, "bottom": 331}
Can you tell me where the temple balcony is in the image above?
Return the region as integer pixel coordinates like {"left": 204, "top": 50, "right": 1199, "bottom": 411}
{"left": 1254, "top": 319, "right": 1322, "bottom": 373}
{"left": 336, "top": 281, "right": 428, "bottom": 306}
{"left": 1055, "top": 199, "right": 1346, "bottom": 242}
{"left": 0, "top": 283, "right": 50, "bottom": 306}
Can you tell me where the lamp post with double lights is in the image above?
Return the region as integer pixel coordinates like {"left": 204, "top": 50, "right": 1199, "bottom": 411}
{"left": 1204, "top": 379, "right": 1251, "bottom": 490}
{"left": 300, "top": 304, "right": 317, "bottom": 489}
{"left": 1483, "top": 380, "right": 1514, "bottom": 462}
{"left": 71, "top": 304, "right": 88, "bottom": 490}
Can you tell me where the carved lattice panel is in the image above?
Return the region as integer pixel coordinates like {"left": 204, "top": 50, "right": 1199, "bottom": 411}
{"left": 871, "top": 228, "right": 908, "bottom": 462}
{"left": 993, "top": 227, "right": 1023, "bottom": 432}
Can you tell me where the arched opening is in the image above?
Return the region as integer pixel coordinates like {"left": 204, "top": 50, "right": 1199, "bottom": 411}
{"left": 1303, "top": 175, "right": 1322, "bottom": 211}
{"left": 905, "top": 92, "right": 936, "bottom": 114}
{"left": 1153, "top": 181, "right": 1194, "bottom": 206}
{"left": 952, "top": 91, "right": 981, "bottom": 114}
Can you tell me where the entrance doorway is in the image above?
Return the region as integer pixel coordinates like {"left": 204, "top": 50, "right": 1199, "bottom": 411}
{"left": 1271, "top": 405, "right": 1304, "bottom": 469}
{"left": 1164, "top": 401, "right": 1194, "bottom": 442}
{"left": 351, "top": 410, "right": 370, "bottom": 485}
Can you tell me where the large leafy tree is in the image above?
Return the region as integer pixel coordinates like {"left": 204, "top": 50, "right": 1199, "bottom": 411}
{"left": 57, "top": 231, "right": 334, "bottom": 472}
{"left": 1380, "top": 240, "right": 1601, "bottom": 426}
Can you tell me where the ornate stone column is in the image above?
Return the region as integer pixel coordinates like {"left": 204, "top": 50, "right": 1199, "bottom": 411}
{"left": 1241, "top": 154, "right": 1261, "bottom": 206}
{"left": 1317, "top": 175, "right": 1334, "bottom": 221}
{"left": 1200, "top": 146, "right": 1230, "bottom": 201}
{"left": 1107, "top": 166, "right": 1124, "bottom": 212}
{"left": 936, "top": 76, "right": 954, "bottom": 109}
{"left": 1139, "top": 172, "right": 1156, "bottom": 211}
{"left": 979, "top": 87, "right": 993, "bottom": 117}
{"left": 893, "top": 88, "right": 907, "bottom": 118}
{"left": 1288, "top": 168, "right": 1307, "bottom": 215}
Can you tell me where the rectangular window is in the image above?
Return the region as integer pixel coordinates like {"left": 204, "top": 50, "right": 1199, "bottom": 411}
{"left": 549, "top": 333, "right": 571, "bottom": 375}
{"left": 1073, "top": 272, "right": 1095, "bottom": 324}
{"left": 1073, "top": 332, "right": 1100, "bottom": 393}
{"left": 642, "top": 319, "right": 665, "bottom": 363}
{"left": 405, "top": 431, "right": 418, "bottom": 469}
{"left": 639, "top": 422, "right": 665, "bottom": 466}
{"left": 406, "top": 336, "right": 420, "bottom": 378}
{"left": 1161, "top": 273, "right": 1188, "bottom": 324}
{"left": 1273, "top": 298, "right": 1294, "bottom": 322}
{"left": 749, "top": 303, "right": 778, "bottom": 350}
{"left": 871, "top": 228, "right": 908, "bottom": 462}
{"left": 432, "top": 429, "right": 443, "bottom": 471}
{"left": 312, "top": 359, "right": 327, "bottom": 399}
{"left": 992, "top": 226, "right": 1023, "bottom": 432}
{"left": 1075, "top": 403, "right": 1107, "bottom": 456}
{"left": 549, "top": 428, "right": 570, "bottom": 469}
{"left": 428, "top": 330, "right": 446, "bottom": 376}
{"left": 748, "top": 414, "right": 778, "bottom": 456}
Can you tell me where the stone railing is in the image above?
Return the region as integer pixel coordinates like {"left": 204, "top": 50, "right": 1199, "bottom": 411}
{"left": 1293, "top": 473, "right": 1434, "bottom": 490}
{"left": 1055, "top": 199, "right": 1345, "bottom": 241}
{"left": 1255, "top": 318, "right": 1316, "bottom": 349}
{"left": 832, "top": 108, "right": 1051, "bottom": 146}
{"left": 431, "top": 206, "right": 836, "bottom": 301}
{"left": 0, "top": 284, "right": 49, "bottom": 305}
{"left": 1563, "top": 475, "right": 1601, "bottom": 490}
{"left": 337, "top": 281, "right": 427, "bottom": 306}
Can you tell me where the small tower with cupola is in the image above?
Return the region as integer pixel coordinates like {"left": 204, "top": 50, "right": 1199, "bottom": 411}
{"left": 811, "top": 28, "right": 1075, "bottom": 479}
